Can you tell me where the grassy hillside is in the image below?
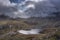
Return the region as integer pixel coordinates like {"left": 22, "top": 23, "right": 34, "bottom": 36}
{"left": 0, "top": 18, "right": 60, "bottom": 40}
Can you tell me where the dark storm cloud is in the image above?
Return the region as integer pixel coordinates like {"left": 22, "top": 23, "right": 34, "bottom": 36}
{"left": 0, "top": 0, "right": 60, "bottom": 18}
{"left": 9, "top": 0, "right": 25, "bottom": 3}
{"left": 0, "top": 3, "right": 18, "bottom": 17}
{"left": 25, "top": 0, "right": 60, "bottom": 18}
{"left": 0, "top": 5, "right": 17, "bottom": 13}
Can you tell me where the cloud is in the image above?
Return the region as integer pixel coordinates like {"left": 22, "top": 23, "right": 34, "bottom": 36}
{"left": 0, "top": 0, "right": 18, "bottom": 18}
{"left": 12, "top": 0, "right": 47, "bottom": 18}
{"left": 0, "top": 0, "right": 36, "bottom": 18}
{"left": 26, "top": 4, "right": 35, "bottom": 9}
{"left": 0, "top": 0, "right": 60, "bottom": 18}
{"left": 25, "top": 0, "right": 45, "bottom": 3}
{"left": 22, "top": 0, "right": 60, "bottom": 17}
{"left": 0, "top": 0, "right": 16, "bottom": 6}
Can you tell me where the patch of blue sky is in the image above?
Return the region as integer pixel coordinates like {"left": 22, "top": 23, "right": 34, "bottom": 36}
{"left": 9, "top": 0, "right": 25, "bottom": 3}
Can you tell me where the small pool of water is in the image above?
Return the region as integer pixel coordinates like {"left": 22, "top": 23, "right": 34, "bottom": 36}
{"left": 17, "top": 29, "right": 42, "bottom": 35}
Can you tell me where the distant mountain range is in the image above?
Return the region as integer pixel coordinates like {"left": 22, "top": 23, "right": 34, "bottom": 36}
{"left": 0, "top": 12, "right": 60, "bottom": 21}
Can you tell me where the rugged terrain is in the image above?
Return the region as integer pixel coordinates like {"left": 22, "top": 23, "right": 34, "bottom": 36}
{"left": 0, "top": 18, "right": 60, "bottom": 40}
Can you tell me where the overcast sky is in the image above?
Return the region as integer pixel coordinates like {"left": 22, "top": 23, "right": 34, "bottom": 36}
{"left": 0, "top": 0, "right": 60, "bottom": 18}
